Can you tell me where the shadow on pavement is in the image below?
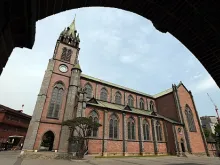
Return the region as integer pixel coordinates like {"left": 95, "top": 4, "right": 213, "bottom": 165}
{"left": 13, "top": 157, "right": 23, "bottom": 165}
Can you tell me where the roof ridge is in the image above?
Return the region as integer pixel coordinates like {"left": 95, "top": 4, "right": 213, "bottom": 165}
{"left": 81, "top": 74, "right": 154, "bottom": 98}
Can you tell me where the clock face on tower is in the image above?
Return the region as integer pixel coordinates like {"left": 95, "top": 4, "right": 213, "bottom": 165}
{"left": 59, "top": 64, "right": 68, "bottom": 73}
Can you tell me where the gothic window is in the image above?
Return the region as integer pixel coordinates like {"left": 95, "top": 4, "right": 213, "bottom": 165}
{"left": 115, "top": 91, "right": 122, "bottom": 104}
{"left": 61, "top": 47, "right": 72, "bottom": 62}
{"left": 139, "top": 98, "right": 145, "bottom": 109}
{"left": 89, "top": 110, "right": 99, "bottom": 137}
{"left": 128, "top": 95, "right": 134, "bottom": 107}
{"left": 109, "top": 114, "right": 119, "bottom": 139}
{"left": 128, "top": 117, "right": 135, "bottom": 140}
{"left": 150, "top": 101, "right": 154, "bottom": 111}
{"left": 47, "top": 82, "right": 64, "bottom": 119}
{"left": 185, "top": 106, "right": 196, "bottom": 132}
{"left": 143, "top": 120, "right": 150, "bottom": 140}
{"left": 156, "top": 121, "right": 162, "bottom": 141}
{"left": 85, "top": 83, "right": 93, "bottom": 99}
{"left": 100, "top": 88, "right": 108, "bottom": 101}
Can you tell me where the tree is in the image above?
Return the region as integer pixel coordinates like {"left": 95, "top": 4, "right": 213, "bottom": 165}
{"left": 203, "top": 128, "right": 211, "bottom": 139}
{"left": 212, "top": 123, "right": 220, "bottom": 143}
{"left": 62, "top": 117, "right": 101, "bottom": 159}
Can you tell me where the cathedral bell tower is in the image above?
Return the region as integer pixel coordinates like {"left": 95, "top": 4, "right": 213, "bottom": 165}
{"left": 23, "top": 17, "right": 82, "bottom": 152}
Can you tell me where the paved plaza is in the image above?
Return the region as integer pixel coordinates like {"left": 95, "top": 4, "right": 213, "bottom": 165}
{"left": 0, "top": 151, "right": 219, "bottom": 165}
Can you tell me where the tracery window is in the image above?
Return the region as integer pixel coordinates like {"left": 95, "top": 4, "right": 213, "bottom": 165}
{"left": 100, "top": 88, "right": 108, "bottom": 101}
{"left": 139, "top": 98, "right": 145, "bottom": 109}
{"left": 128, "top": 95, "right": 134, "bottom": 107}
{"left": 85, "top": 83, "right": 93, "bottom": 99}
{"left": 89, "top": 110, "right": 99, "bottom": 137}
{"left": 109, "top": 114, "right": 119, "bottom": 139}
{"left": 185, "top": 106, "right": 196, "bottom": 132}
{"left": 143, "top": 120, "right": 150, "bottom": 140}
{"left": 128, "top": 117, "right": 135, "bottom": 140}
{"left": 47, "top": 82, "right": 64, "bottom": 119}
{"left": 150, "top": 101, "right": 154, "bottom": 111}
{"left": 115, "top": 91, "right": 122, "bottom": 104}
{"left": 61, "top": 47, "right": 72, "bottom": 62}
{"left": 156, "top": 121, "right": 162, "bottom": 141}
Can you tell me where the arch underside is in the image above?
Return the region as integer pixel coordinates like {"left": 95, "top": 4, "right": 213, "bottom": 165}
{"left": 1, "top": 0, "right": 220, "bottom": 87}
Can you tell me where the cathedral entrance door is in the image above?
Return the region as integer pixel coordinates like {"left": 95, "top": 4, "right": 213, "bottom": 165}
{"left": 40, "top": 131, "right": 54, "bottom": 151}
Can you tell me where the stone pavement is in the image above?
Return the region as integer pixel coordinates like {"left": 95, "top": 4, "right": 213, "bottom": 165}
{"left": 0, "top": 151, "right": 219, "bottom": 165}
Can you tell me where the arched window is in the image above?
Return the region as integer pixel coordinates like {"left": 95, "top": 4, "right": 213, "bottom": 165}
{"left": 143, "top": 120, "right": 150, "bottom": 140}
{"left": 150, "top": 101, "right": 154, "bottom": 111}
{"left": 185, "top": 106, "right": 196, "bottom": 132}
{"left": 89, "top": 110, "right": 99, "bottom": 137}
{"left": 47, "top": 82, "right": 64, "bottom": 118}
{"left": 100, "top": 88, "right": 108, "bottom": 101}
{"left": 156, "top": 121, "right": 162, "bottom": 141}
{"left": 128, "top": 117, "right": 135, "bottom": 140}
{"left": 115, "top": 91, "right": 122, "bottom": 104}
{"left": 139, "top": 98, "right": 145, "bottom": 109}
{"left": 85, "top": 83, "right": 93, "bottom": 99}
{"left": 109, "top": 114, "right": 119, "bottom": 139}
{"left": 128, "top": 95, "right": 134, "bottom": 107}
{"left": 61, "top": 47, "right": 72, "bottom": 62}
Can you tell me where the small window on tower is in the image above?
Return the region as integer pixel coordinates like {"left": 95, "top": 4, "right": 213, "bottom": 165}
{"left": 61, "top": 47, "right": 72, "bottom": 62}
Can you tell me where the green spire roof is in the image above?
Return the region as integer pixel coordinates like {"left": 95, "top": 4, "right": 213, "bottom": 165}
{"left": 66, "top": 15, "right": 77, "bottom": 37}
{"left": 72, "top": 62, "right": 82, "bottom": 71}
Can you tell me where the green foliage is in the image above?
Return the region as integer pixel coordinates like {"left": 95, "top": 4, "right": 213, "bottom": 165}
{"left": 213, "top": 123, "right": 220, "bottom": 143}
{"left": 203, "top": 128, "right": 210, "bottom": 138}
{"left": 62, "top": 117, "right": 102, "bottom": 159}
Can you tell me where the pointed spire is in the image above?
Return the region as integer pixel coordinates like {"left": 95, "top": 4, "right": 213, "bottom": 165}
{"left": 67, "top": 14, "right": 76, "bottom": 36}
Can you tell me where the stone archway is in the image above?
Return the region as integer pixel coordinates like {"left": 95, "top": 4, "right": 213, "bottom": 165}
{"left": 1, "top": 1, "right": 220, "bottom": 87}
{"left": 40, "top": 131, "right": 55, "bottom": 151}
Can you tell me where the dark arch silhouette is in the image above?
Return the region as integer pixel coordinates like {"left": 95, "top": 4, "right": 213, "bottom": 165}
{"left": 40, "top": 131, "right": 55, "bottom": 151}
{"left": 1, "top": 1, "right": 220, "bottom": 87}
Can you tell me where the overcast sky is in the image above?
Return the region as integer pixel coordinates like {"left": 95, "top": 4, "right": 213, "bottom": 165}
{"left": 0, "top": 8, "right": 219, "bottom": 117}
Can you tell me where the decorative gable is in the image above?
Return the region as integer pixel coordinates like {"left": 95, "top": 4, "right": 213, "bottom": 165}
{"left": 151, "top": 111, "right": 157, "bottom": 116}
{"left": 87, "top": 97, "right": 98, "bottom": 104}
{"left": 124, "top": 105, "right": 132, "bottom": 111}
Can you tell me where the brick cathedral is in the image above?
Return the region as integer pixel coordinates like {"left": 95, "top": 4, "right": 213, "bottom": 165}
{"left": 23, "top": 19, "right": 209, "bottom": 156}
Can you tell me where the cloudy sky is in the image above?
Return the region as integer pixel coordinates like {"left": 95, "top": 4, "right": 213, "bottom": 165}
{"left": 0, "top": 8, "right": 219, "bottom": 117}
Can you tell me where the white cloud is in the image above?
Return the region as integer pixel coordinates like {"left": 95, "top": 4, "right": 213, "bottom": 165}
{"left": 195, "top": 76, "right": 218, "bottom": 92}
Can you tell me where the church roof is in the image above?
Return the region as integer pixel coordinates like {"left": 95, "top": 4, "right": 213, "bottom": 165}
{"left": 154, "top": 88, "right": 173, "bottom": 98}
{"left": 81, "top": 74, "right": 154, "bottom": 98}
{"left": 86, "top": 99, "right": 182, "bottom": 125}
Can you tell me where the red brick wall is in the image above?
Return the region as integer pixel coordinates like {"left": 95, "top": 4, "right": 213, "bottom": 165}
{"left": 158, "top": 143, "right": 167, "bottom": 154}
{"left": 0, "top": 113, "right": 5, "bottom": 121}
{"left": 127, "top": 142, "right": 140, "bottom": 153}
{"left": 177, "top": 85, "right": 206, "bottom": 153}
{"left": 143, "top": 142, "right": 154, "bottom": 153}
{"left": 165, "top": 122, "right": 176, "bottom": 155}
{"left": 207, "top": 143, "right": 217, "bottom": 157}
{"left": 33, "top": 123, "right": 61, "bottom": 150}
{"left": 107, "top": 141, "right": 123, "bottom": 153}
{"left": 156, "top": 92, "right": 179, "bottom": 122}
{"left": 88, "top": 140, "right": 102, "bottom": 154}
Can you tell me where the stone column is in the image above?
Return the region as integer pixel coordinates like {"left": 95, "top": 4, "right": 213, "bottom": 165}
{"left": 76, "top": 92, "right": 83, "bottom": 117}
{"left": 102, "top": 110, "right": 108, "bottom": 156}
{"left": 138, "top": 116, "right": 144, "bottom": 155}
{"left": 163, "top": 122, "right": 169, "bottom": 154}
{"left": 23, "top": 59, "right": 54, "bottom": 151}
{"left": 173, "top": 85, "right": 192, "bottom": 153}
{"left": 151, "top": 119, "right": 158, "bottom": 155}
{"left": 189, "top": 91, "right": 210, "bottom": 156}
{"left": 172, "top": 125, "right": 180, "bottom": 156}
{"left": 122, "top": 113, "right": 128, "bottom": 156}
